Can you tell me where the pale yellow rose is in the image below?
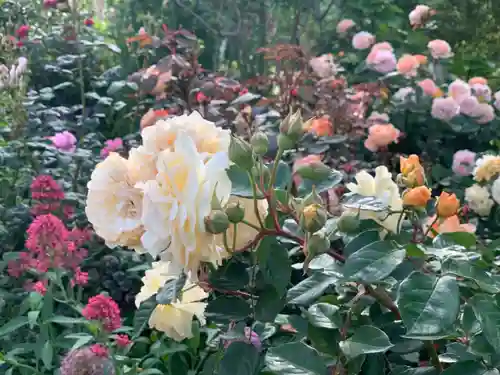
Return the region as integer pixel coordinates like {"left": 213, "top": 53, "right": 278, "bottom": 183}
{"left": 139, "top": 133, "right": 232, "bottom": 272}
{"left": 85, "top": 152, "right": 150, "bottom": 251}
{"left": 216, "top": 197, "right": 268, "bottom": 250}
{"left": 135, "top": 261, "right": 182, "bottom": 307}
{"left": 345, "top": 166, "right": 403, "bottom": 233}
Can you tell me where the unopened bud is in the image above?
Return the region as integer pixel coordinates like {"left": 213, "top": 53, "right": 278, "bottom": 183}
{"left": 295, "top": 161, "right": 331, "bottom": 181}
{"left": 277, "top": 133, "right": 296, "bottom": 151}
{"left": 302, "top": 186, "right": 323, "bottom": 206}
{"left": 205, "top": 210, "right": 230, "bottom": 234}
{"left": 250, "top": 132, "right": 269, "bottom": 156}
{"left": 280, "top": 109, "right": 304, "bottom": 141}
{"left": 307, "top": 231, "right": 330, "bottom": 255}
{"left": 300, "top": 204, "right": 327, "bottom": 233}
{"left": 229, "top": 136, "right": 255, "bottom": 171}
{"left": 337, "top": 212, "right": 361, "bottom": 233}
{"left": 225, "top": 201, "right": 245, "bottom": 223}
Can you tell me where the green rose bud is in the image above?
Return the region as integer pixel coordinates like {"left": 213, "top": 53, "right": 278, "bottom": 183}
{"left": 337, "top": 212, "right": 361, "bottom": 233}
{"left": 205, "top": 210, "right": 230, "bottom": 234}
{"left": 300, "top": 204, "right": 327, "bottom": 233}
{"left": 280, "top": 109, "right": 304, "bottom": 141}
{"left": 229, "top": 136, "right": 255, "bottom": 170}
{"left": 295, "top": 161, "right": 331, "bottom": 181}
{"left": 250, "top": 131, "right": 269, "bottom": 155}
{"left": 277, "top": 133, "right": 296, "bottom": 151}
{"left": 225, "top": 201, "right": 245, "bottom": 223}
{"left": 307, "top": 231, "right": 331, "bottom": 256}
{"left": 302, "top": 186, "right": 323, "bottom": 206}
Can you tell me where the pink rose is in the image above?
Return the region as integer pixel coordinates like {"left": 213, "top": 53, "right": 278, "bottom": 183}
{"left": 336, "top": 19, "right": 355, "bottom": 33}
{"left": 473, "top": 103, "right": 495, "bottom": 124}
{"left": 352, "top": 31, "right": 375, "bottom": 50}
{"left": 367, "top": 50, "right": 397, "bottom": 73}
{"left": 428, "top": 40, "right": 453, "bottom": 59}
{"left": 397, "top": 54, "right": 419, "bottom": 77}
{"left": 101, "top": 137, "right": 124, "bottom": 158}
{"left": 364, "top": 123, "right": 400, "bottom": 152}
{"left": 471, "top": 83, "right": 492, "bottom": 102}
{"left": 418, "top": 79, "right": 441, "bottom": 97}
{"left": 459, "top": 96, "right": 479, "bottom": 116}
{"left": 409, "top": 5, "right": 433, "bottom": 27}
{"left": 448, "top": 79, "right": 471, "bottom": 104}
{"left": 469, "top": 77, "right": 488, "bottom": 85}
{"left": 49, "top": 131, "right": 77, "bottom": 153}
{"left": 452, "top": 150, "right": 476, "bottom": 176}
{"left": 431, "top": 97, "right": 459, "bottom": 121}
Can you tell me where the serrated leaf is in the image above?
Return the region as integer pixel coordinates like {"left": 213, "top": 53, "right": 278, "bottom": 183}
{"left": 343, "top": 240, "right": 405, "bottom": 284}
{"left": 265, "top": 342, "right": 327, "bottom": 375}
{"left": 397, "top": 272, "right": 460, "bottom": 339}
{"left": 255, "top": 288, "right": 285, "bottom": 322}
{"left": 344, "top": 230, "right": 380, "bottom": 257}
{"left": 442, "top": 258, "right": 499, "bottom": 293}
{"left": 340, "top": 325, "right": 393, "bottom": 359}
{"left": 219, "top": 342, "right": 260, "bottom": 375}
{"left": 209, "top": 260, "right": 249, "bottom": 290}
{"left": 307, "top": 303, "right": 341, "bottom": 329}
{"left": 134, "top": 296, "right": 157, "bottom": 337}
{"left": 257, "top": 237, "right": 291, "bottom": 295}
{"left": 434, "top": 232, "right": 476, "bottom": 249}
{"left": 286, "top": 271, "right": 339, "bottom": 306}
{"left": 298, "top": 169, "right": 343, "bottom": 196}
{"left": 156, "top": 273, "right": 187, "bottom": 305}
{"left": 470, "top": 294, "right": 500, "bottom": 351}
{"left": 441, "top": 360, "right": 498, "bottom": 375}
{"left": 206, "top": 296, "right": 251, "bottom": 322}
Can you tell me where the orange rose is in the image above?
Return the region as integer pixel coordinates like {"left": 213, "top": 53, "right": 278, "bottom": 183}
{"left": 403, "top": 186, "right": 432, "bottom": 207}
{"left": 426, "top": 215, "right": 475, "bottom": 238}
{"left": 400, "top": 155, "right": 425, "bottom": 187}
{"left": 308, "top": 116, "right": 333, "bottom": 137}
{"left": 468, "top": 77, "right": 488, "bottom": 85}
{"left": 436, "top": 192, "right": 460, "bottom": 218}
{"left": 400, "top": 154, "right": 421, "bottom": 175}
{"left": 414, "top": 54, "right": 428, "bottom": 65}
{"left": 364, "top": 124, "right": 400, "bottom": 152}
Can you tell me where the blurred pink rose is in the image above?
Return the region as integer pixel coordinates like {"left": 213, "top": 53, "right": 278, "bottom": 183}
{"left": 431, "top": 97, "right": 459, "bottom": 121}
{"left": 352, "top": 31, "right": 375, "bottom": 50}
{"left": 473, "top": 103, "right": 495, "bottom": 124}
{"left": 459, "top": 96, "right": 479, "bottom": 116}
{"left": 469, "top": 77, "right": 488, "bottom": 85}
{"left": 309, "top": 54, "right": 336, "bottom": 78}
{"left": 397, "top": 54, "right": 419, "bottom": 76}
{"left": 364, "top": 123, "right": 400, "bottom": 152}
{"left": 471, "top": 83, "right": 492, "bottom": 102}
{"left": 418, "top": 79, "right": 441, "bottom": 97}
{"left": 368, "top": 50, "right": 397, "bottom": 73}
{"left": 428, "top": 40, "right": 453, "bottom": 59}
{"left": 452, "top": 150, "right": 476, "bottom": 176}
{"left": 448, "top": 79, "right": 471, "bottom": 104}
{"left": 49, "top": 131, "right": 77, "bottom": 152}
{"left": 409, "top": 5, "right": 433, "bottom": 27}
{"left": 101, "top": 137, "right": 123, "bottom": 158}
{"left": 336, "top": 19, "right": 355, "bottom": 33}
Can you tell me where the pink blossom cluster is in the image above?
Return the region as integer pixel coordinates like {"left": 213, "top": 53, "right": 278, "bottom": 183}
{"left": 100, "top": 138, "right": 123, "bottom": 158}
{"left": 82, "top": 295, "right": 122, "bottom": 332}
{"left": 7, "top": 214, "right": 90, "bottom": 288}
{"left": 30, "top": 175, "right": 74, "bottom": 218}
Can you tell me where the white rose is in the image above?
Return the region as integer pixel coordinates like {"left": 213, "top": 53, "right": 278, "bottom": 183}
{"left": 465, "top": 184, "right": 495, "bottom": 216}
{"left": 139, "top": 133, "right": 232, "bottom": 273}
{"left": 345, "top": 166, "right": 403, "bottom": 233}
{"left": 491, "top": 178, "right": 500, "bottom": 205}
{"left": 85, "top": 151, "right": 151, "bottom": 251}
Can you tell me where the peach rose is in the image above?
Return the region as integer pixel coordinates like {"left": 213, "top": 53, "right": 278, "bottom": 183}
{"left": 397, "top": 54, "right": 419, "bottom": 76}
{"left": 436, "top": 192, "right": 460, "bottom": 218}
{"left": 308, "top": 116, "right": 333, "bottom": 137}
{"left": 426, "top": 215, "right": 475, "bottom": 238}
{"left": 418, "top": 79, "right": 442, "bottom": 97}
{"left": 364, "top": 123, "right": 400, "bottom": 152}
{"left": 428, "top": 40, "right": 453, "bottom": 59}
{"left": 403, "top": 186, "right": 432, "bottom": 207}
{"left": 414, "top": 54, "right": 428, "bottom": 65}
{"left": 469, "top": 77, "right": 487, "bottom": 85}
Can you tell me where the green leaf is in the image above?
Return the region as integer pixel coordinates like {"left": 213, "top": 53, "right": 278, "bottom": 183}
{"left": 133, "top": 296, "right": 157, "bottom": 337}
{"left": 227, "top": 165, "right": 264, "bottom": 198}
{"left": 69, "top": 334, "right": 93, "bottom": 350}
{"left": 255, "top": 288, "right": 285, "bottom": 322}
{"left": 470, "top": 294, "right": 500, "bottom": 351}
{"left": 298, "top": 169, "right": 343, "bottom": 196}
{"left": 389, "top": 365, "right": 438, "bottom": 375}
{"left": 219, "top": 342, "right": 260, "bottom": 375}
{"left": 286, "top": 271, "right": 339, "bottom": 306}
{"left": 267, "top": 160, "right": 292, "bottom": 190}
{"left": 441, "top": 360, "right": 498, "bottom": 375}
{"left": 307, "top": 303, "right": 341, "bottom": 329}
{"left": 47, "top": 316, "right": 89, "bottom": 324}
{"left": 397, "top": 272, "right": 460, "bottom": 339}
{"left": 27, "top": 311, "right": 39, "bottom": 329}
{"left": 138, "top": 370, "right": 166, "bottom": 375}
{"left": 257, "top": 237, "right": 291, "bottom": 295}
{"left": 156, "top": 273, "right": 187, "bottom": 305}
{"left": 343, "top": 230, "right": 380, "bottom": 257}
{"left": 462, "top": 303, "right": 481, "bottom": 337}
{"left": 434, "top": 232, "right": 477, "bottom": 249}
{"left": 339, "top": 325, "right": 393, "bottom": 359}
{"left": 206, "top": 296, "right": 251, "bottom": 322}
{"left": 209, "top": 260, "right": 249, "bottom": 291}
{"left": 41, "top": 342, "right": 53, "bottom": 369}
{"left": 343, "top": 194, "right": 388, "bottom": 212}
{"left": 442, "top": 258, "right": 499, "bottom": 293}
{"left": 0, "top": 316, "right": 29, "bottom": 337}
{"left": 265, "top": 342, "right": 327, "bottom": 375}
{"left": 343, "top": 240, "right": 405, "bottom": 284}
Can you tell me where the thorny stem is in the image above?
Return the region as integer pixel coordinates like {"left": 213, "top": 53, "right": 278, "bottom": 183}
{"left": 248, "top": 172, "right": 265, "bottom": 229}
{"left": 198, "top": 282, "right": 253, "bottom": 298}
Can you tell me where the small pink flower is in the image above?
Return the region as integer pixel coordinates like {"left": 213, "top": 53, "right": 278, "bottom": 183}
{"left": 473, "top": 103, "right": 495, "bottom": 124}
{"left": 452, "top": 150, "right": 476, "bottom": 176}
{"left": 368, "top": 50, "right": 397, "bottom": 73}
{"left": 459, "top": 96, "right": 479, "bottom": 116}
{"left": 352, "top": 31, "right": 375, "bottom": 50}
{"left": 397, "top": 54, "right": 419, "bottom": 77}
{"left": 71, "top": 267, "right": 89, "bottom": 287}
{"left": 100, "top": 138, "right": 123, "bottom": 158}
{"left": 469, "top": 77, "right": 488, "bottom": 85}
{"left": 409, "top": 5, "right": 433, "bottom": 27}
{"left": 431, "top": 97, "right": 459, "bottom": 121}
{"left": 90, "top": 344, "right": 109, "bottom": 357}
{"left": 82, "top": 295, "right": 121, "bottom": 332}
{"left": 49, "top": 131, "right": 77, "bottom": 153}
{"left": 418, "top": 79, "right": 441, "bottom": 97}
{"left": 428, "top": 40, "right": 453, "bottom": 59}
{"left": 364, "top": 123, "right": 400, "bottom": 152}
{"left": 115, "top": 334, "right": 132, "bottom": 348}
{"left": 16, "top": 25, "right": 30, "bottom": 38}
{"left": 224, "top": 328, "right": 262, "bottom": 351}
{"left": 33, "top": 280, "right": 47, "bottom": 295}
{"left": 43, "top": 0, "right": 58, "bottom": 8}
{"left": 336, "top": 19, "right": 355, "bottom": 33}
{"left": 448, "top": 79, "right": 471, "bottom": 104}
{"left": 471, "top": 83, "right": 492, "bottom": 102}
